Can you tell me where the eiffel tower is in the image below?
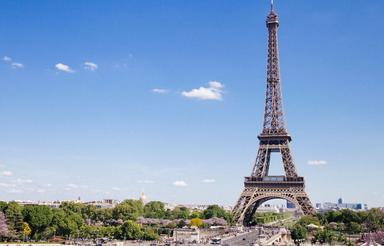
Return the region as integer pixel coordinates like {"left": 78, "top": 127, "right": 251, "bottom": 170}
{"left": 232, "top": 3, "right": 315, "bottom": 226}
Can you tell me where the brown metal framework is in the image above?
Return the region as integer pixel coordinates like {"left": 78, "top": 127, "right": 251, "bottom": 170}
{"left": 232, "top": 6, "right": 315, "bottom": 226}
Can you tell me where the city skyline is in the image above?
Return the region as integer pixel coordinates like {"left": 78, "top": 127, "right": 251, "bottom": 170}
{"left": 1, "top": 0, "right": 384, "bottom": 207}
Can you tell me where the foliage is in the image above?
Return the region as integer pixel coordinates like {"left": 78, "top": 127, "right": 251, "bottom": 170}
{"left": 144, "top": 201, "right": 166, "bottom": 219}
{"left": 119, "top": 220, "right": 143, "bottom": 240}
{"left": 22, "top": 222, "right": 32, "bottom": 238}
{"left": 253, "top": 212, "right": 288, "bottom": 224}
{"left": 142, "top": 227, "right": 159, "bottom": 240}
{"left": 22, "top": 205, "right": 53, "bottom": 237}
{"left": 189, "top": 210, "right": 202, "bottom": 219}
{"left": 113, "top": 199, "right": 143, "bottom": 221}
{"left": 172, "top": 206, "right": 190, "bottom": 219}
{"left": 297, "top": 215, "right": 321, "bottom": 227}
{"left": 177, "top": 220, "right": 187, "bottom": 228}
{"left": 347, "top": 221, "right": 362, "bottom": 234}
{"left": 190, "top": 218, "right": 204, "bottom": 228}
{"left": 202, "top": 205, "right": 233, "bottom": 224}
{"left": 312, "top": 229, "right": 336, "bottom": 244}
{"left": 290, "top": 224, "right": 307, "bottom": 245}
{"left": 288, "top": 209, "right": 384, "bottom": 245}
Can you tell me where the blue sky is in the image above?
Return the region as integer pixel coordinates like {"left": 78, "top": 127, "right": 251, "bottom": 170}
{"left": 0, "top": 0, "right": 384, "bottom": 207}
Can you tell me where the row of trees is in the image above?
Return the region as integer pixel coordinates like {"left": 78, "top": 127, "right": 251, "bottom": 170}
{"left": 0, "top": 200, "right": 232, "bottom": 242}
{"left": 253, "top": 212, "right": 289, "bottom": 224}
{"left": 290, "top": 208, "right": 384, "bottom": 245}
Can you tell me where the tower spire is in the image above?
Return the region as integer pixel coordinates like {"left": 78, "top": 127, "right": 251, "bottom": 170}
{"left": 270, "top": 0, "right": 274, "bottom": 11}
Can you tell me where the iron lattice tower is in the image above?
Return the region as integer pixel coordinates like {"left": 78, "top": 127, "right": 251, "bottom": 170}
{"left": 232, "top": 4, "right": 315, "bottom": 226}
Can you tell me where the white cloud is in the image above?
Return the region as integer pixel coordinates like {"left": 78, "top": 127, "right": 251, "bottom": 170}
{"left": 152, "top": 88, "right": 169, "bottom": 94}
{"left": 138, "top": 179, "right": 155, "bottom": 184}
{"left": 0, "top": 182, "right": 17, "bottom": 188}
{"left": 11, "top": 62, "right": 24, "bottom": 69}
{"left": 6, "top": 188, "right": 24, "bottom": 194}
{"left": 0, "top": 170, "right": 13, "bottom": 176}
{"left": 55, "top": 63, "right": 74, "bottom": 73}
{"left": 307, "top": 160, "right": 327, "bottom": 166}
{"left": 173, "top": 180, "right": 187, "bottom": 187}
{"left": 181, "top": 81, "right": 224, "bottom": 100}
{"left": 3, "top": 56, "right": 24, "bottom": 69}
{"left": 202, "top": 178, "right": 216, "bottom": 183}
{"left": 112, "top": 187, "right": 121, "bottom": 191}
{"left": 83, "top": 61, "right": 98, "bottom": 71}
{"left": 3, "top": 56, "right": 12, "bottom": 62}
{"left": 14, "top": 178, "right": 33, "bottom": 184}
{"left": 67, "top": 183, "right": 78, "bottom": 188}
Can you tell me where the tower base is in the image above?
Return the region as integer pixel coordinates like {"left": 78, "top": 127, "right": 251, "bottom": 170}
{"left": 232, "top": 176, "right": 315, "bottom": 226}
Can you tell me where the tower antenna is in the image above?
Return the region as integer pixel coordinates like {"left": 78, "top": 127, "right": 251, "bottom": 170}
{"left": 271, "top": 0, "right": 274, "bottom": 11}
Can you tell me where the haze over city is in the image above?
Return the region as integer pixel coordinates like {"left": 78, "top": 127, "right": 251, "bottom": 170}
{"left": 1, "top": 0, "right": 384, "bottom": 208}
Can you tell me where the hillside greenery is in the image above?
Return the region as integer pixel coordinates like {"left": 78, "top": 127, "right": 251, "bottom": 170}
{"left": 0, "top": 201, "right": 232, "bottom": 242}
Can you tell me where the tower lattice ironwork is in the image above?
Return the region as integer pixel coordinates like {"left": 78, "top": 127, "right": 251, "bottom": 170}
{"left": 232, "top": 4, "right": 315, "bottom": 226}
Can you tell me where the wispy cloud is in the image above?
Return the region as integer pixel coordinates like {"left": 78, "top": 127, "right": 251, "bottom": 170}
{"left": 6, "top": 188, "right": 24, "bottom": 194}
{"left": 3, "top": 56, "right": 12, "bottom": 62}
{"left": 3, "top": 56, "right": 24, "bottom": 69}
{"left": 152, "top": 88, "right": 170, "bottom": 94}
{"left": 14, "top": 178, "right": 33, "bottom": 184}
{"left": 173, "top": 180, "right": 187, "bottom": 187}
{"left": 11, "top": 62, "right": 24, "bottom": 69}
{"left": 67, "top": 183, "right": 78, "bottom": 188}
{"left": 0, "top": 170, "right": 13, "bottom": 176}
{"left": 202, "top": 178, "right": 216, "bottom": 183}
{"left": 64, "top": 183, "right": 88, "bottom": 190}
{"left": 55, "top": 63, "right": 74, "bottom": 73}
{"left": 181, "top": 81, "right": 224, "bottom": 100}
{"left": 83, "top": 61, "right": 98, "bottom": 71}
{"left": 308, "top": 160, "right": 327, "bottom": 166}
{"left": 0, "top": 182, "right": 17, "bottom": 188}
{"left": 138, "top": 179, "right": 155, "bottom": 184}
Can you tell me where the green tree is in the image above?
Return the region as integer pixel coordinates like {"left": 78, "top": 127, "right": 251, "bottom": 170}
{"left": 177, "top": 220, "right": 187, "bottom": 228}
{"left": 142, "top": 228, "right": 158, "bottom": 240}
{"left": 60, "top": 202, "right": 84, "bottom": 214}
{"left": 297, "top": 215, "right": 320, "bottom": 227}
{"left": 22, "top": 205, "right": 53, "bottom": 237}
{"left": 95, "top": 208, "right": 113, "bottom": 222}
{"left": 290, "top": 224, "right": 307, "bottom": 245}
{"left": 4, "top": 202, "right": 23, "bottom": 236}
{"left": 312, "top": 229, "right": 336, "bottom": 245}
{"left": 113, "top": 200, "right": 143, "bottom": 221}
{"left": 172, "top": 206, "right": 190, "bottom": 219}
{"left": 365, "top": 208, "right": 384, "bottom": 232}
{"left": 189, "top": 210, "right": 202, "bottom": 219}
{"left": 0, "top": 202, "right": 7, "bottom": 213}
{"left": 81, "top": 205, "right": 97, "bottom": 222}
{"left": 202, "top": 205, "right": 233, "bottom": 224}
{"left": 144, "top": 201, "right": 166, "bottom": 218}
{"left": 347, "top": 221, "right": 361, "bottom": 234}
{"left": 340, "top": 209, "right": 360, "bottom": 224}
{"left": 203, "top": 205, "right": 226, "bottom": 219}
{"left": 325, "top": 210, "right": 342, "bottom": 223}
{"left": 51, "top": 208, "right": 84, "bottom": 237}
{"left": 119, "top": 220, "right": 143, "bottom": 240}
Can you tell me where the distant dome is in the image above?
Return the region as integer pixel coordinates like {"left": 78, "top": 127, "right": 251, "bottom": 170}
{"left": 140, "top": 192, "right": 146, "bottom": 204}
